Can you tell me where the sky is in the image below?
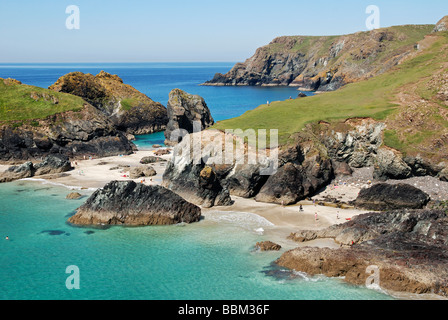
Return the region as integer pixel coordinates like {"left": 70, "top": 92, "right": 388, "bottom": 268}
{"left": 0, "top": 0, "right": 447, "bottom": 63}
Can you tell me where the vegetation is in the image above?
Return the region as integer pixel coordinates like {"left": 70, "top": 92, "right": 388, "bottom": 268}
{"left": 0, "top": 80, "right": 85, "bottom": 122}
{"left": 213, "top": 31, "right": 448, "bottom": 151}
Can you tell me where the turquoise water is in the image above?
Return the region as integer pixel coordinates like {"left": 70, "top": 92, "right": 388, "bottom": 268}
{"left": 0, "top": 181, "right": 392, "bottom": 300}
{"left": 0, "top": 63, "right": 392, "bottom": 300}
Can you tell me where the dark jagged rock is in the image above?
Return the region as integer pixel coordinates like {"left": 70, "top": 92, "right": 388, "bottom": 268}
{"left": 68, "top": 181, "right": 201, "bottom": 226}
{"left": 49, "top": 71, "right": 168, "bottom": 135}
{"left": 278, "top": 209, "right": 448, "bottom": 297}
{"left": 255, "top": 241, "right": 282, "bottom": 251}
{"left": 0, "top": 161, "right": 34, "bottom": 183}
{"left": 353, "top": 183, "right": 430, "bottom": 211}
{"left": 0, "top": 103, "right": 135, "bottom": 162}
{"left": 331, "top": 160, "right": 353, "bottom": 177}
{"left": 34, "top": 154, "right": 73, "bottom": 176}
{"left": 255, "top": 142, "right": 334, "bottom": 205}
{"left": 224, "top": 164, "right": 269, "bottom": 198}
{"left": 164, "top": 89, "right": 214, "bottom": 146}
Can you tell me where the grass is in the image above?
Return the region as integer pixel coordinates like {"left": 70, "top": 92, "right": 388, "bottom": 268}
{"left": 213, "top": 31, "right": 448, "bottom": 147}
{"left": 0, "top": 80, "right": 85, "bottom": 122}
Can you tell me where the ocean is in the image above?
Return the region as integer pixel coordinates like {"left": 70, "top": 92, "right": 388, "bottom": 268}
{"left": 0, "top": 63, "right": 392, "bottom": 300}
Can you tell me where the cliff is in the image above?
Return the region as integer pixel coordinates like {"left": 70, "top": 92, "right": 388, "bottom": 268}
{"left": 49, "top": 71, "right": 168, "bottom": 135}
{"left": 204, "top": 24, "right": 434, "bottom": 91}
{"left": 69, "top": 180, "right": 201, "bottom": 226}
{"left": 0, "top": 78, "right": 135, "bottom": 162}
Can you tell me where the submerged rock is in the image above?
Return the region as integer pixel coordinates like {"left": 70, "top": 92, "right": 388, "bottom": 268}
{"left": 69, "top": 181, "right": 201, "bottom": 226}
{"left": 353, "top": 183, "right": 430, "bottom": 211}
{"left": 255, "top": 241, "right": 282, "bottom": 251}
{"left": 66, "top": 192, "right": 82, "bottom": 200}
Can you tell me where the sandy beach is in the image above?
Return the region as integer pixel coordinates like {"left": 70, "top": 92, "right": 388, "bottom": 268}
{"left": 8, "top": 148, "right": 372, "bottom": 247}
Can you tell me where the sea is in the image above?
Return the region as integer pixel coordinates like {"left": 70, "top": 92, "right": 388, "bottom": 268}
{"left": 0, "top": 63, "right": 393, "bottom": 300}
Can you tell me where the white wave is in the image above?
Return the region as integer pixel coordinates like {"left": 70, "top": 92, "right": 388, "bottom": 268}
{"left": 205, "top": 211, "right": 274, "bottom": 231}
{"left": 20, "top": 178, "right": 97, "bottom": 192}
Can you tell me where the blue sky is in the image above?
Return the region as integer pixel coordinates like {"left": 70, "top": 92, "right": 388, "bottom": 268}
{"left": 0, "top": 0, "right": 447, "bottom": 62}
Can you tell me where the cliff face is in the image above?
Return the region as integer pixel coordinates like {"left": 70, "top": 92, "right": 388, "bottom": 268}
{"left": 49, "top": 71, "right": 168, "bottom": 134}
{"left": 204, "top": 25, "right": 434, "bottom": 91}
{"left": 164, "top": 89, "right": 214, "bottom": 146}
{"left": 0, "top": 78, "right": 135, "bottom": 162}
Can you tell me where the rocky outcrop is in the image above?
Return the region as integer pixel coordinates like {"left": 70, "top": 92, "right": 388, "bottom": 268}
{"left": 164, "top": 89, "right": 214, "bottom": 146}
{"left": 0, "top": 103, "right": 135, "bottom": 162}
{"left": 353, "top": 183, "right": 430, "bottom": 211}
{"left": 433, "top": 15, "right": 448, "bottom": 32}
{"left": 0, "top": 154, "right": 73, "bottom": 183}
{"left": 373, "top": 148, "right": 412, "bottom": 180}
{"left": 129, "top": 166, "right": 156, "bottom": 179}
{"left": 203, "top": 25, "right": 433, "bottom": 91}
{"left": 49, "top": 71, "right": 168, "bottom": 135}
{"left": 255, "top": 142, "right": 333, "bottom": 205}
{"left": 34, "top": 154, "right": 72, "bottom": 176}
{"left": 69, "top": 181, "right": 201, "bottom": 226}
{"left": 255, "top": 241, "right": 282, "bottom": 251}
{"left": 140, "top": 156, "right": 165, "bottom": 164}
{"left": 0, "top": 161, "right": 34, "bottom": 183}
{"left": 278, "top": 209, "right": 448, "bottom": 297}
{"left": 66, "top": 192, "right": 82, "bottom": 200}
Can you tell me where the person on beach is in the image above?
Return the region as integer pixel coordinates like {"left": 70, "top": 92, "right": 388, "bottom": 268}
{"left": 299, "top": 205, "right": 304, "bottom": 212}
{"left": 315, "top": 212, "right": 318, "bottom": 221}
{"left": 337, "top": 211, "right": 340, "bottom": 219}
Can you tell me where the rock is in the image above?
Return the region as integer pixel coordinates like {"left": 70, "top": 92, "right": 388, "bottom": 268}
{"left": 152, "top": 144, "right": 162, "bottom": 148}
{"left": 154, "top": 149, "right": 171, "bottom": 156}
{"left": 68, "top": 181, "right": 201, "bottom": 226}
{"left": 34, "top": 154, "right": 73, "bottom": 176}
{"left": 403, "top": 156, "right": 439, "bottom": 177}
{"left": 331, "top": 160, "right": 353, "bottom": 177}
{"left": 353, "top": 183, "right": 430, "bottom": 211}
{"left": 164, "top": 89, "right": 214, "bottom": 146}
{"left": 162, "top": 132, "right": 233, "bottom": 208}
{"left": 0, "top": 103, "right": 136, "bottom": 162}
{"left": 255, "top": 241, "right": 282, "bottom": 251}
{"left": 255, "top": 143, "right": 333, "bottom": 205}
{"left": 66, "top": 192, "right": 82, "bottom": 200}
{"left": 277, "top": 209, "right": 448, "bottom": 297}
{"left": 140, "top": 156, "right": 164, "bottom": 164}
{"left": 373, "top": 148, "right": 412, "bottom": 180}
{"left": 0, "top": 161, "right": 34, "bottom": 183}
{"left": 202, "top": 27, "right": 428, "bottom": 91}
{"left": 433, "top": 15, "right": 448, "bottom": 32}
{"left": 297, "top": 92, "right": 307, "bottom": 98}
{"left": 224, "top": 164, "right": 269, "bottom": 198}
{"left": 438, "top": 167, "right": 448, "bottom": 182}
{"left": 129, "top": 166, "right": 157, "bottom": 179}
{"left": 49, "top": 71, "right": 168, "bottom": 135}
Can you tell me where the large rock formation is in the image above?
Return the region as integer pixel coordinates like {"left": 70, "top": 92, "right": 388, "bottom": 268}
{"left": 69, "top": 181, "right": 201, "bottom": 226}
{"left": 203, "top": 25, "right": 434, "bottom": 91}
{"left": 353, "top": 183, "right": 430, "bottom": 211}
{"left": 255, "top": 141, "right": 334, "bottom": 205}
{"left": 49, "top": 71, "right": 168, "bottom": 135}
{"left": 278, "top": 209, "right": 448, "bottom": 297}
{"left": 164, "top": 89, "right": 214, "bottom": 146}
{"left": 0, "top": 154, "right": 73, "bottom": 183}
{"left": 0, "top": 78, "right": 136, "bottom": 162}
{"left": 433, "top": 15, "right": 448, "bottom": 32}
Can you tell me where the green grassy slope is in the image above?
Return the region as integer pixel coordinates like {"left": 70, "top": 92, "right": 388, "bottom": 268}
{"left": 213, "top": 31, "right": 448, "bottom": 148}
{"left": 0, "top": 79, "right": 85, "bottom": 122}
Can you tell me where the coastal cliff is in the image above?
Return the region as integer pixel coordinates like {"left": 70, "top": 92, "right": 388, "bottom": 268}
{"left": 49, "top": 71, "right": 168, "bottom": 135}
{"left": 203, "top": 25, "right": 434, "bottom": 91}
{"left": 0, "top": 78, "right": 135, "bottom": 162}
